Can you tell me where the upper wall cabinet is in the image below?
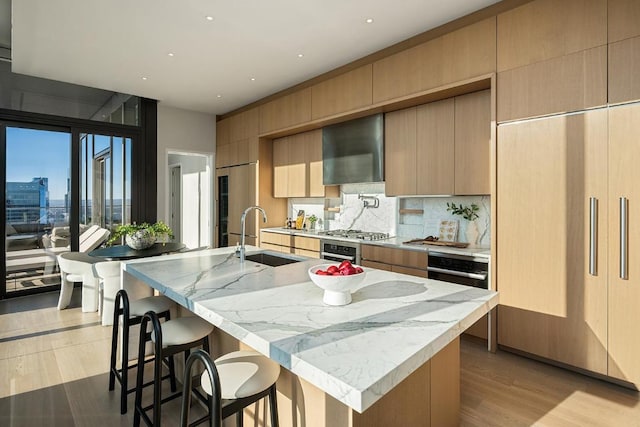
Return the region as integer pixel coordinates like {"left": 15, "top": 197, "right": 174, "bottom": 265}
{"left": 216, "top": 108, "right": 260, "bottom": 168}
{"left": 311, "top": 65, "right": 373, "bottom": 120}
{"left": 496, "top": 0, "right": 607, "bottom": 122}
{"left": 385, "top": 90, "right": 490, "bottom": 197}
{"left": 497, "top": 46, "right": 607, "bottom": 122}
{"left": 608, "top": 0, "right": 640, "bottom": 104}
{"left": 608, "top": 0, "right": 640, "bottom": 43}
{"left": 454, "top": 90, "right": 491, "bottom": 195}
{"left": 497, "top": 0, "right": 607, "bottom": 72}
{"left": 372, "top": 18, "right": 496, "bottom": 104}
{"left": 229, "top": 108, "right": 259, "bottom": 142}
{"left": 273, "top": 130, "right": 339, "bottom": 198}
{"left": 259, "top": 88, "right": 312, "bottom": 134}
{"left": 609, "top": 36, "right": 640, "bottom": 105}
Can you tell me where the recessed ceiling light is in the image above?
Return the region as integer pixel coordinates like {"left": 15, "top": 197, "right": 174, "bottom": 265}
{"left": 250, "top": 77, "right": 256, "bottom": 81}
{"left": 205, "top": 16, "right": 214, "bottom": 21}
{"left": 297, "top": 53, "right": 304, "bottom": 58}
{"left": 141, "top": 76, "right": 148, "bottom": 81}
{"left": 168, "top": 52, "right": 175, "bottom": 57}
{"left": 365, "top": 18, "right": 374, "bottom": 24}
{"left": 216, "top": 94, "right": 222, "bottom": 98}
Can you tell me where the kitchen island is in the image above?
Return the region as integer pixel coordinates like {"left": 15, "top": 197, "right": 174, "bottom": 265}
{"left": 123, "top": 246, "right": 498, "bottom": 426}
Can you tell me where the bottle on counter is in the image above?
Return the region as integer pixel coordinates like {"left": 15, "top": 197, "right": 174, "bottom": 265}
{"left": 285, "top": 217, "right": 290, "bottom": 228}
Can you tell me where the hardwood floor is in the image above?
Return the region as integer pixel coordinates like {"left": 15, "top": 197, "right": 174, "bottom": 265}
{"left": 1, "top": 291, "right": 639, "bottom": 426}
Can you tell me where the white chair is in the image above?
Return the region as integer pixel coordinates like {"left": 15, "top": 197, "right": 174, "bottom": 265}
{"left": 56, "top": 252, "right": 101, "bottom": 312}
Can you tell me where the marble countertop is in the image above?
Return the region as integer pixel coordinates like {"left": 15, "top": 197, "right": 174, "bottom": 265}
{"left": 262, "top": 227, "right": 491, "bottom": 258}
{"left": 123, "top": 246, "right": 498, "bottom": 413}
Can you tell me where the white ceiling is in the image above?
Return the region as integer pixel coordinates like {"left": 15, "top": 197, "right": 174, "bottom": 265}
{"left": 10, "top": 0, "right": 500, "bottom": 116}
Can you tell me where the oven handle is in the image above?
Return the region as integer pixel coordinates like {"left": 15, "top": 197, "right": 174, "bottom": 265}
{"left": 427, "top": 266, "right": 487, "bottom": 280}
{"left": 321, "top": 252, "right": 356, "bottom": 261}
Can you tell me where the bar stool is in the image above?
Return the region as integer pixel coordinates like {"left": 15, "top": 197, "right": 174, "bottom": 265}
{"left": 106, "top": 287, "right": 176, "bottom": 414}
{"left": 180, "top": 349, "right": 281, "bottom": 427}
{"left": 134, "top": 311, "right": 214, "bottom": 427}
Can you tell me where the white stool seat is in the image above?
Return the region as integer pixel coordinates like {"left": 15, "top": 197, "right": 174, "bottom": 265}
{"left": 201, "top": 350, "right": 281, "bottom": 399}
{"left": 152, "top": 316, "right": 213, "bottom": 348}
{"left": 129, "top": 296, "right": 174, "bottom": 317}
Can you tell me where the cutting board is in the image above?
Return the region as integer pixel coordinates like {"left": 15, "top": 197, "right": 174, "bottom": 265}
{"left": 403, "top": 239, "right": 470, "bottom": 248}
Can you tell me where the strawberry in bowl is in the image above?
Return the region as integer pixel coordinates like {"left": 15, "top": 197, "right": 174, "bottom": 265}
{"left": 308, "top": 261, "right": 366, "bottom": 306}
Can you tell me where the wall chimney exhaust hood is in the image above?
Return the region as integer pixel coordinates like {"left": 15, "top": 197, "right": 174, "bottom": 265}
{"left": 322, "top": 114, "right": 384, "bottom": 185}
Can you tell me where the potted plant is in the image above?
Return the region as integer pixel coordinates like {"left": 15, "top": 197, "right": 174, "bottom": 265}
{"left": 446, "top": 203, "right": 480, "bottom": 245}
{"left": 307, "top": 214, "right": 318, "bottom": 230}
{"left": 107, "top": 221, "right": 174, "bottom": 250}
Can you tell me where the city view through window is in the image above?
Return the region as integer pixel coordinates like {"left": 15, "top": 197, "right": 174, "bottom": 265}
{"left": 4, "top": 127, "right": 131, "bottom": 294}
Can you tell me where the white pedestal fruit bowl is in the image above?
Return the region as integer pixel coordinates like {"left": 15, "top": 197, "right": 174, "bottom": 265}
{"left": 308, "top": 263, "right": 366, "bottom": 306}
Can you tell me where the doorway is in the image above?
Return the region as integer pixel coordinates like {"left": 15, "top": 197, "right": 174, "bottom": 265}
{"left": 3, "top": 126, "right": 71, "bottom": 295}
{"left": 169, "top": 164, "right": 182, "bottom": 243}
{"left": 166, "top": 151, "right": 212, "bottom": 249}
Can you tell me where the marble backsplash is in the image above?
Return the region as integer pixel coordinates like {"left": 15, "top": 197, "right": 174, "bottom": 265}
{"left": 397, "top": 195, "right": 490, "bottom": 246}
{"left": 289, "top": 183, "right": 490, "bottom": 246}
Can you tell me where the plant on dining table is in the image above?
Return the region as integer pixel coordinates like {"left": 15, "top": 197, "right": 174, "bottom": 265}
{"left": 107, "top": 221, "right": 174, "bottom": 249}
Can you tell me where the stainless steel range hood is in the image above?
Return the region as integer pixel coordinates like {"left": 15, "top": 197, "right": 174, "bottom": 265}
{"left": 322, "top": 114, "right": 384, "bottom": 185}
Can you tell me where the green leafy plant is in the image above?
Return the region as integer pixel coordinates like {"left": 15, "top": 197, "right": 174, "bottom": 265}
{"left": 107, "top": 221, "right": 174, "bottom": 246}
{"left": 446, "top": 202, "right": 479, "bottom": 221}
{"left": 307, "top": 214, "right": 318, "bottom": 224}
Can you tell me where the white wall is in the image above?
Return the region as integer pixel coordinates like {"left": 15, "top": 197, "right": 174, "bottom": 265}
{"left": 168, "top": 154, "right": 209, "bottom": 248}
{"left": 157, "top": 104, "right": 216, "bottom": 245}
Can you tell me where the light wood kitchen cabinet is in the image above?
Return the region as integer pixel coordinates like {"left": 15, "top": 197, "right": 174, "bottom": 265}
{"left": 217, "top": 164, "right": 260, "bottom": 248}
{"left": 497, "top": 46, "right": 607, "bottom": 122}
{"left": 496, "top": 0, "right": 606, "bottom": 72}
{"left": 259, "top": 88, "right": 312, "bottom": 134}
{"left": 259, "top": 231, "right": 321, "bottom": 258}
{"left": 384, "top": 107, "right": 417, "bottom": 196}
{"left": 372, "top": 18, "right": 496, "bottom": 103}
{"left": 609, "top": 36, "right": 640, "bottom": 104}
{"left": 229, "top": 108, "right": 259, "bottom": 142}
{"left": 273, "top": 136, "right": 290, "bottom": 198}
{"left": 272, "top": 130, "right": 338, "bottom": 198}
{"left": 361, "top": 245, "right": 427, "bottom": 277}
{"left": 607, "top": 0, "right": 640, "bottom": 43}
{"left": 384, "top": 101, "right": 453, "bottom": 196}
{"left": 495, "top": 0, "right": 607, "bottom": 122}
{"left": 416, "top": 99, "right": 455, "bottom": 195}
{"left": 311, "top": 65, "right": 372, "bottom": 120}
{"left": 607, "top": 103, "right": 640, "bottom": 385}
{"left": 385, "top": 91, "right": 489, "bottom": 197}
{"left": 497, "top": 110, "right": 609, "bottom": 375}
{"left": 227, "top": 164, "right": 257, "bottom": 238}
{"left": 454, "top": 90, "right": 490, "bottom": 195}
{"left": 287, "top": 133, "right": 307, "bottom": 197}
{"left": 216, "top": 109, "right": 260, "bottom": 168}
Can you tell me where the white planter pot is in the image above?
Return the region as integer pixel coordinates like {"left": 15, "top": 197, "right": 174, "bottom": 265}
{"left": 125, "top": 229, "right": 156, "bottom": 250}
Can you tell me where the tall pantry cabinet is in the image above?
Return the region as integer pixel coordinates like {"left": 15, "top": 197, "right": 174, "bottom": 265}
{"left": 497, "top": 102, "right": 640, "bottom": 385}
{"left": 607, "top": 103, "right": 640, "bottom": 384}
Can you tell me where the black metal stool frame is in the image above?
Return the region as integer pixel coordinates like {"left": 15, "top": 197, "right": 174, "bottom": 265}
{"left": 108, "top": 289, "right": 177, "bottom": 414}
{"left": 180, "top": 349, "right": 280, "bottom": 427}
{"left": 133, "top": 311, "right": 210, "bottom": 427}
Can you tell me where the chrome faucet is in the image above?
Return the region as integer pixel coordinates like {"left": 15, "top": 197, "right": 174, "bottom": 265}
{"left": 239, "top": 206, "right": 267, "bottom": 262}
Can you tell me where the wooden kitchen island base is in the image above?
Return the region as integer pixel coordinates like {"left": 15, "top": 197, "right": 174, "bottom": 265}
{"left": 212, "top": 328, "right": 460, "bottom": 427}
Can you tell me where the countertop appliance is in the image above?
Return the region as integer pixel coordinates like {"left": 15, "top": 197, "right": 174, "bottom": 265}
{"left": 427, "top": 251, "right": 489, "bottom": 289}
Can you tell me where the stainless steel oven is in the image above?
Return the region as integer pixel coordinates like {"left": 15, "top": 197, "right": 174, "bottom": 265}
{"left": 427, "top": 251, "right": 489, "bottom": 289}
{"left": 320, "top": 239, "right": 361, "bottom": 264}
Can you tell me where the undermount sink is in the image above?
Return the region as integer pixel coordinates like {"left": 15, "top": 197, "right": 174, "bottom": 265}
{"left": 245, "top": 252, "right": 302, "bottom": 267}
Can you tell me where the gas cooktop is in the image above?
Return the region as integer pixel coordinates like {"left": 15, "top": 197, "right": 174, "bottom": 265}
{"left": 318, "top": 229, "right": 390, "bottom": 241}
